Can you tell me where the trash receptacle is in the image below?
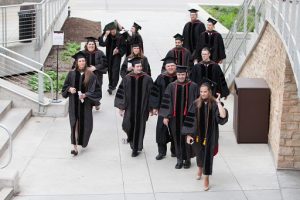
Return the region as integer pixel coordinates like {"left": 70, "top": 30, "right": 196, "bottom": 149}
{"left": 233, "top": 78, "right": 270, "bottom": 143}
{"left": 18, "top": 4, "right": 36, "bottom": 42}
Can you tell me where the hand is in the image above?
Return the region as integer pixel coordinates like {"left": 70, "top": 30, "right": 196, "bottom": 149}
{"left": 149, "top": 110, "right": 153, "bottom": 116}
{"left": 79, "top": 93, "right": 86, "bottom": 100}
{"left": 68, "top": 87, "right": 76, "bottom": 94}
{"left": 89, "top": 66, "right": 96, "bottom": 71}
{"left": 163, "top": 118, "right": 169, "bottom": 126}
{"left": 119, "top": 109, "right": 125, "bottom": 117}
{"left": 153, "top": 109, "right": 158, "bottom": 115}
{"left": 215, "top": 93, "right": 221, "bottom": 104}
{"left": 127, "top": 66, "right": 133, "bottom": 71}
{"left": 105, "top": 30, "right": 110, "bottom": 36}
{"left": 113, "top": 48, "right": 119, "bottom": 55}
{"left": 186, "top": 135, "right": 194, "bottom": 144}
{"left": 193, "top": 59, "right": 198, "bottom": 65}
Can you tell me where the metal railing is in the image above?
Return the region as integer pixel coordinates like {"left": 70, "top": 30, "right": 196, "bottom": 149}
{"left": 0, "top": 0, "right": 69, "bottom": 48}
{"left": 224, "top": 0, "right": 300, "bottom": 97}
{"left": 0, "top": 46, "right": 54, "bottom": 106}
{"left": 0, "top": 124, "right": 12, "bottom": 169}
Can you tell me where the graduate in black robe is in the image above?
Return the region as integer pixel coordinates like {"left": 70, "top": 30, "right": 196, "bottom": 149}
{"left": 182, "top": 9, "right": 206, "bottom": 57}
{"left": 99, "top": 22, "right": 126, "bottom": 95}
{"left": 120, "top": 44, "right": 151, "bottom": 78}
{"left": 62, "top": 52, "right": 102, "bottom": 156}
{"left": 182, "top": 81, "right": 228, "bottom": 191}
{"left": 150, "top": 56, "right": 177, "bottom": 160}
{"left": 122, "top": 22, "right": 144, "bottom": 57}
{"left": 162, "top": 33, "right": 193, "bottom": 72}
{"left": 159, "top": 65, "right": 199, "bottom": 169}
{"left": 190, "top": 47, "right": 229, "bottom": 98}
{"left": 72, "top": 37, "right": 108, "bottom": 110}
{"left": 194, "top": 18, "right": 226, "bottom": 64}
{"left": 114, "top": 58, "right": 153, "bottom": 157}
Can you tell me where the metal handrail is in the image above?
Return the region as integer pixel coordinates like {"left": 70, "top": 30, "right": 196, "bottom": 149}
{"left": 0, "top": 124, "right": 12, "bottom": 169}
{"left": 0, "top": 53, "right": 54, "bottom": 105}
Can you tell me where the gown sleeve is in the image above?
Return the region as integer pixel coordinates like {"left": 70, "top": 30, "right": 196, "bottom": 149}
{"left": 158, "top": 84, "right": 173, "bottom": 118}
{"left": 215, "top": 104, "right": 229, "bottom": 125}
{"left": 182, "top": 102, "right": 197, "bottom": 136}
{"left": 61, "top": 71, "right": 72, "bottom": 98}
{"left": 120, "top": 58, "right": 129, "bottom": 78}
{"left": 85, "top": 74, "right": 101, "bottom": 103}
{"left": 149, "top": 76, "right": 161, "bottom": 109}
{"left": 114, "top": 78, "right": 127, "bottom": 110}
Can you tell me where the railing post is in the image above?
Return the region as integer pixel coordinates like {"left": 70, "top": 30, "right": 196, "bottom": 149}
{"left": 38, "top": 70, "right": 44, "bottom": 104}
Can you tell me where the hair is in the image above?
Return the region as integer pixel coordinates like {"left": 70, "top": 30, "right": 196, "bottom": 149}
{"left": 201, "top": 47, "right": 211, "bottom": 54}
{"left": 74, "top": 58, "right": 93, "bottom": 87}
{"left": 84, "top": 40, "right": 99, "bottom": 52}
{"left": 128, "top": 46, "right": 144, "bottom": 59}
{"left": 194, "top": 83, "right": 215, "bottom": 109}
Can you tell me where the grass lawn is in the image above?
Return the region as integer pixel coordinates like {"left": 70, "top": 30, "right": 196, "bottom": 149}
{"left": 201, "top": 5, "right": 255, "bottom": 32}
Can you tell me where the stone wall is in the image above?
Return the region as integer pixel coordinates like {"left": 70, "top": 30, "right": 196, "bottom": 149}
{"left": 238, "top": 23, "right": 300, "bottom": 169}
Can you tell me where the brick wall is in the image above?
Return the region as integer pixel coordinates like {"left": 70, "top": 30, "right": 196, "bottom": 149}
{"left": 238, "top": 23, "right": 300, "bottom": 169}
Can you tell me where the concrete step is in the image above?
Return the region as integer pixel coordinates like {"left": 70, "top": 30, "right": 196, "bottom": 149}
{"left": 0, "top": 169, "right": 18, "bottom": 193}
{"left": 0, "top": 187, "right": 13, "bottom": 200}
{"left": 0, "top": 108, "right": 31, "bottom": 157}
{"left": 0, "top": 101, "right": 12, "bottom": 120}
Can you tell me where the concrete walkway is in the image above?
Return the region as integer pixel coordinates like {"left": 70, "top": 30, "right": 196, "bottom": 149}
{"left": 1, "top": 0, "right": 300, "bottom": 199}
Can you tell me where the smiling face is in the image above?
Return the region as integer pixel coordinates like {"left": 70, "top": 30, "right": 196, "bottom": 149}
{"left": 132, "top": 46, "right": 140, "bottom": 55}
{"left": 201, "top": 49, "right": 211, "bottom": 61}
{"left": 207, "top": 22, "right": 214, "bottom": 31}
{"left": 175, "top": 39, "right": 183, "bottom": 48}
{"left": 190, "top": 13, "right": 197, "bottom": 21}
{"left": 110, "top": 29, "right": 117, "bottom": 36}
{"left": 133, "top": 63, "right": 143, "bottom": 74}
{"left": 77, "top": 58, "right": 86, "bottom": 71}
{"left": 200, "top": 85, "right": 210, "bottom": 100}
{"left": 165, "top": 63, "right": 176, "bottom": 74}
{"left": 86, "top": 41, "right": 96, "bottom": 52}
{"left": 177, "top": 72, "right": 187, "bottom": 82}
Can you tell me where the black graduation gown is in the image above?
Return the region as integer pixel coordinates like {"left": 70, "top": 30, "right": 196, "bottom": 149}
{"left": 120, "top": 56, "right": 151, "bottom": 78}
{"left": 182, "top": 101, "right": 228, "bottom": 175}
{"left": 159, "top": 80, "right": 199, "bottom": 161}
{"left": 114, "top": 72, "right": 153, "bottom": 151}
{"left": 99, "top": 33, "right": 126, "bottom": 90}
{"left": 182, "top": 20, "right": 206, "bottom": 56}
{"left": 125, "top": 32, "right": 144, "bottom": 56}
{"left": 62, "top": 70, "right": 102, "bottom": 147}
{"left": 190, "top": 61, "right": 229, "bottom": 98}
{"left": 149, "top": 73, "right": 177, "bottom": 145}
{"left": 161, "top": 47, "right": 193, "bottom": 72}
{"left": 195, "top": 30, "right": 226, "bottom": 63}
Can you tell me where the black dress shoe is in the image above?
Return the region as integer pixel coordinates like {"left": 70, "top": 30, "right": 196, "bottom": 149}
{"left": 175, "top": 162, "right": 183, "bottom": 169}
{"left": 107, "top": 89, "right": 112, "bottom": 95}
{"left": 183, "top": 160, "right": 191, "bottom": 169}
{"left": 131, "top": 150, "right": 139, "bottom": 157}
{"left": 155, "top": 153, "right": 166, "bottom": 160}
{"left": 71, "top": 150, "right": 78, "bottom": 156}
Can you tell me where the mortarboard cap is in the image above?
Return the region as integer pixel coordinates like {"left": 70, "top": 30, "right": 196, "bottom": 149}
{"left": 176, "top": 65, "right": 188, "bottom": 73}
{"left": 104, "top": 21, "right": 117, "bottom": 31}
{"left": 85, "top": 36, "right": 97, "bottom": 42}
{"left": 72, "top": 51, "right": 86, "bottom": 60}
{"left": 173, "top": 33, "right": 184, "bottom": 41}
{"left": 132, "top": 43, "right": 141, "bottom": 48}
{"left": 161, "top": 55, "right": 175, "bottom": 65}
{"left": 188, "top": 8, "right": 198, "bottom": 13}
{"left": 200, "top": 78, "right": 217, "bottom": 91}
{"left": 128, "top": 57, "right": 142, "bottom": 66}
{"left": 207, "top": 17, "right": 217, "bottom": 25}
{"left": 133, "top": 22, "right": 142, "bottom": 30}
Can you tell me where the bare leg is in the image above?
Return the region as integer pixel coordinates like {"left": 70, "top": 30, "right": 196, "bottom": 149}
{"left": 196, "top": 167, "right": 203, "bottom": 180}
{"left": 71, "top": 120, "right": 79, "bottom": 156}
{"left": 204, "top": 175, "right": 209, "bottom": 191}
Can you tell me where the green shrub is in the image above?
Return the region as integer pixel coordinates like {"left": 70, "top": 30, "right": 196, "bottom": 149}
{"left": 28, "top": 70, "right": 67, "bottom": 93}
{"left": 201, "top": 5, "right": 255, "bottom": 32}
{"left": 60, "top": 42, "right": 81, "bottom": 62}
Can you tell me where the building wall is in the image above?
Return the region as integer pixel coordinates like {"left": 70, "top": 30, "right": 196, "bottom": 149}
{"left": 238, "top": 23, "right": 300, "bottom": 169}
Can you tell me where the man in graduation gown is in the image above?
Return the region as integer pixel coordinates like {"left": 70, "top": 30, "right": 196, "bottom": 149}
{"left": 162, "top": 33, "right": 193, "bottom": 72}
{"left": 99, "top": 22, "right": 126, "bottom": 95}
{"left": 182, "top": 9, "right": 206, "bottom": 57}
{"left": 159, "top": 65, "right": 199, "bottom": 169}
{"left": 194, "top": 18, "right": 226, "bottom": 64}
{"left": 150, "top": 56, "right": 177, "bottom": 160}
{"left": 182, "top": 81, "right": 228, "bottom": 191}
{"left": 62, "top": 52, "right": 102, "bottom": 155}
{"left": 190, "top": 47, "right": 229, "bottom": 98}
{"left": 114, "top": 58, "right": 153, "bottom": 157}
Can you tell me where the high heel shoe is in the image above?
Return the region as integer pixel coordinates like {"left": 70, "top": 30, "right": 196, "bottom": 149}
{"left": 71, "top": 150, "right": 78, "bottom": 156}
{"left": 196, "top": 175, "right": 202, "bottom": 180}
